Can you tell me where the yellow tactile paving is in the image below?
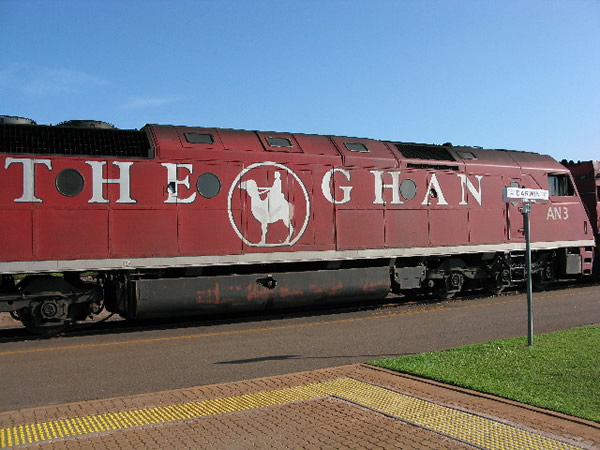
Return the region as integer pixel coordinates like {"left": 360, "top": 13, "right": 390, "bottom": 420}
{"left": 0, "top": 378, "right": 580, "bottom": 449}
{"left": 331, "top": 378, "right": 579, "bottom": 450}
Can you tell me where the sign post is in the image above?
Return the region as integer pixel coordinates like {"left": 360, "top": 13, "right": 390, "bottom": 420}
{"left": 522, "top": 201, "right": 533, "bottom": 346}
{"left": 503, "top": 187, "right": 549, "bottom": 346}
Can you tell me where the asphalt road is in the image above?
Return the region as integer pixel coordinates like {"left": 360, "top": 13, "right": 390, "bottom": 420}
{"left": 0, "top": 284, "right": 598, "bottom": 412}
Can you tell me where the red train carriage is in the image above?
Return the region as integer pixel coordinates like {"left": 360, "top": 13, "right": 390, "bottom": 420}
{"left": 0, "top": 116, "right": 595, "bottom": 334}
{"left": 567, "top": 161, "right": 600, "bottom": 274}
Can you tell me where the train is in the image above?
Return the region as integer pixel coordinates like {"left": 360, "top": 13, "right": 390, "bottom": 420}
{"left": 0, "top": 115, "right": 598, "bottom": 335}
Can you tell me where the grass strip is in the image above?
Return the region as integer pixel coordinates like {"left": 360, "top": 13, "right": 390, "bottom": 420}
{"left": 368, "top": 325, "right": 599, "bottom": 422}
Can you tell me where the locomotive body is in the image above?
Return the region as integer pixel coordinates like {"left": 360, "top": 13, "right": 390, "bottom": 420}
{"left": 0, "top": 118, "right": 595, "bottom": 333}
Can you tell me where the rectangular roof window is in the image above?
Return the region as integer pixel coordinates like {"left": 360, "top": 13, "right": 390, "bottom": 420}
{"left": 184, "top": 132, "right": 215, "bottom": 144}
{"left": 395, "top": 143, "right": 455, "bottom": 161}
{"left": 266, "top": 136, "right": 293, "bottom": 148}
{"left": 407, "top": 163, "right": 458, "bottom": 171}
{"left": 344, "top": 142, "right": 369, "bottom": 153}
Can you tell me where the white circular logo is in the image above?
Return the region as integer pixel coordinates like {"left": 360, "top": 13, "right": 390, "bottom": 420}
{"left": 227, "top": 162, "right": 310, "bottom": 247}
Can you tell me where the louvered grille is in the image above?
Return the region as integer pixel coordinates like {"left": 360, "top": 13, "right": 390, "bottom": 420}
{"left": 395, "top": 143, "right": 455, "bottom": 161}
{"left": 0, "top": 124, "right": 152, "bottom": 158}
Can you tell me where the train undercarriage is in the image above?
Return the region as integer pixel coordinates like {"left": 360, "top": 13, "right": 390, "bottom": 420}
{"left": 392, "top": 249, "right": 582, "bottom": 299}
{"left": 0, "top": 247, "right": 592, "bottom": 335}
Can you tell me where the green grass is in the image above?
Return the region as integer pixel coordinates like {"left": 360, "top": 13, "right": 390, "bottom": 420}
{"left": 368, "top": 325, "right": 600, "bottom": 422}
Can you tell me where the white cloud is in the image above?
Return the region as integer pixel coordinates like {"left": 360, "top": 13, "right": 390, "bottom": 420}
{"left": 23, "top": 68, "right": 109, "bottom": 96}
{"left": 0, "top": 64, "right": 110, "bottom": 97}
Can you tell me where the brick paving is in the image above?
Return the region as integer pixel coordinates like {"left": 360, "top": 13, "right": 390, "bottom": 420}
{"left": 1, "top": 364, "right": 598, "bottom": 449}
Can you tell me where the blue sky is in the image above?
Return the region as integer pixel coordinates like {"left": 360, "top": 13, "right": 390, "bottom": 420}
{"left": 1, "top": 0, "right": 599, "bottom": 162}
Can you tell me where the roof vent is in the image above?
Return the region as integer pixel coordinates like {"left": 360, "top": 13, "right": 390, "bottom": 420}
{"left": 0, "top": 115, "right": 37, "bottom": 125}
{"left": 1, "top": 121, "right": 151, "bottom": 158}
{"left": 57, "top": 120, "right": 115, "bottom": 129}
{"left": 395, "top": 143, "right": 456, "bottom": 161}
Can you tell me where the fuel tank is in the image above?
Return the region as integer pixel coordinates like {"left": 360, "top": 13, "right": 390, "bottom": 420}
{"left": 126, "top": 266, "right": 391, "bottom": 320}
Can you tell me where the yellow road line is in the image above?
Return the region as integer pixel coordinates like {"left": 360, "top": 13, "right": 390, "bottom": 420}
{"left": 1, "top": 286, "right": 597, "bottom": 357}
{"left": 0, "top": 378, "right": 579, "bottom": 449}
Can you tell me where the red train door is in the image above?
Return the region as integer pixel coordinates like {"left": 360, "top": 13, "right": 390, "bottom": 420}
{"left": 506, "top": 179, "right": 525, "bottom": 242}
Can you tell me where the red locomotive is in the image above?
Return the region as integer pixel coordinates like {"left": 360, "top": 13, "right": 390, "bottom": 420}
{"left": 0, "top": 115, "right": 596, "bottom": 334}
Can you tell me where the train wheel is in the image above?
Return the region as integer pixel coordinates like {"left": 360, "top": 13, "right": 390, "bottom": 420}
{"left": 15, "top": 306, "right": 70, "bottom": 337}
{"left": 436, "top": 288, "right": 456, "bottom": 299}
{"left": 533, "top": 263, "right": 556, "bottom": 291}
{"left": 436, "top": 272, "right": 464, "bottom": 299}
{"left": 15, "top": 275, "right": 82, "bottom": 336}
{"left": 484, "top": 269, "right": 510, "bottom": 295}
{"left": 484, "top": 279, "right": 504, "bottom": 295}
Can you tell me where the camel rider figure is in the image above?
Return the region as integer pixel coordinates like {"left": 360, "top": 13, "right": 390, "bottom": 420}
{"left": 240, "top": 171, "right": 295, "bottom": 246}
{"left": 258, "top": 172, "right": 286, "bottom": 211}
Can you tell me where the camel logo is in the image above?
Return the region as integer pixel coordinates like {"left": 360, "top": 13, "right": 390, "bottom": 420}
{"left": 227, "top": 162, "right": 310, "bottom": 247}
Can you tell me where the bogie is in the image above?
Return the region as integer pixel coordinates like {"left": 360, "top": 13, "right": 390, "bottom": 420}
{"left": 2, "top": 274, "right": 103, "bottom": 335}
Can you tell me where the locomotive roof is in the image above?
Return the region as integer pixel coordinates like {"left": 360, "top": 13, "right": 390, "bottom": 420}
{"left": 148, "top": 123, "right": 567, "bottom": 172}
{"left": 0, "top": 120, "right": 567, "bottom": 172}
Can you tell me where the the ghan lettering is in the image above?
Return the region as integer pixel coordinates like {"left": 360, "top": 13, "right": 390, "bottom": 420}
{"left": 457, "top": 174, "right": 483, "bottom": 206}
{"left": 5, "top": 157, "right": 52, "bottom": 203}
{"left": 2, "top": 157, "right": 488, "bottom": 208}
{"left": 161, "top": 163, "right": 196, "bottom": 204}
{"left": 86, "top": 161, "right": 136, "bottom": 204}
{"left": 320, "top": 168, "right": 352, "bottom": 205}
{"left": 421, "top": 173, "right": 448, "bottom": 206}
{"left": 371, "top": 171, "right": 404, "bottom": 205}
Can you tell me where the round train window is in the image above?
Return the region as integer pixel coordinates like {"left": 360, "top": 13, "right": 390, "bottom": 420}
{"left": 56, "top": 169, "right": 84, "bottom": 197}
{"left": 197, "top": 172, "right": 221, "bottom": 198}
{"left": 400, "top": 179, "right": 417, "bottom": 200}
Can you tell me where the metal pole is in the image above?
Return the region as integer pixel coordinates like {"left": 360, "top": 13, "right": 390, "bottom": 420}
{"left": 522, "top": 202, "right": 533, "bottom": 346}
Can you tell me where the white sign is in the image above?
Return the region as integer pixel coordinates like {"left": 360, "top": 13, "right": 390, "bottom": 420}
{"left": 503, "top": 187, "right": 549, "bottom": 202}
